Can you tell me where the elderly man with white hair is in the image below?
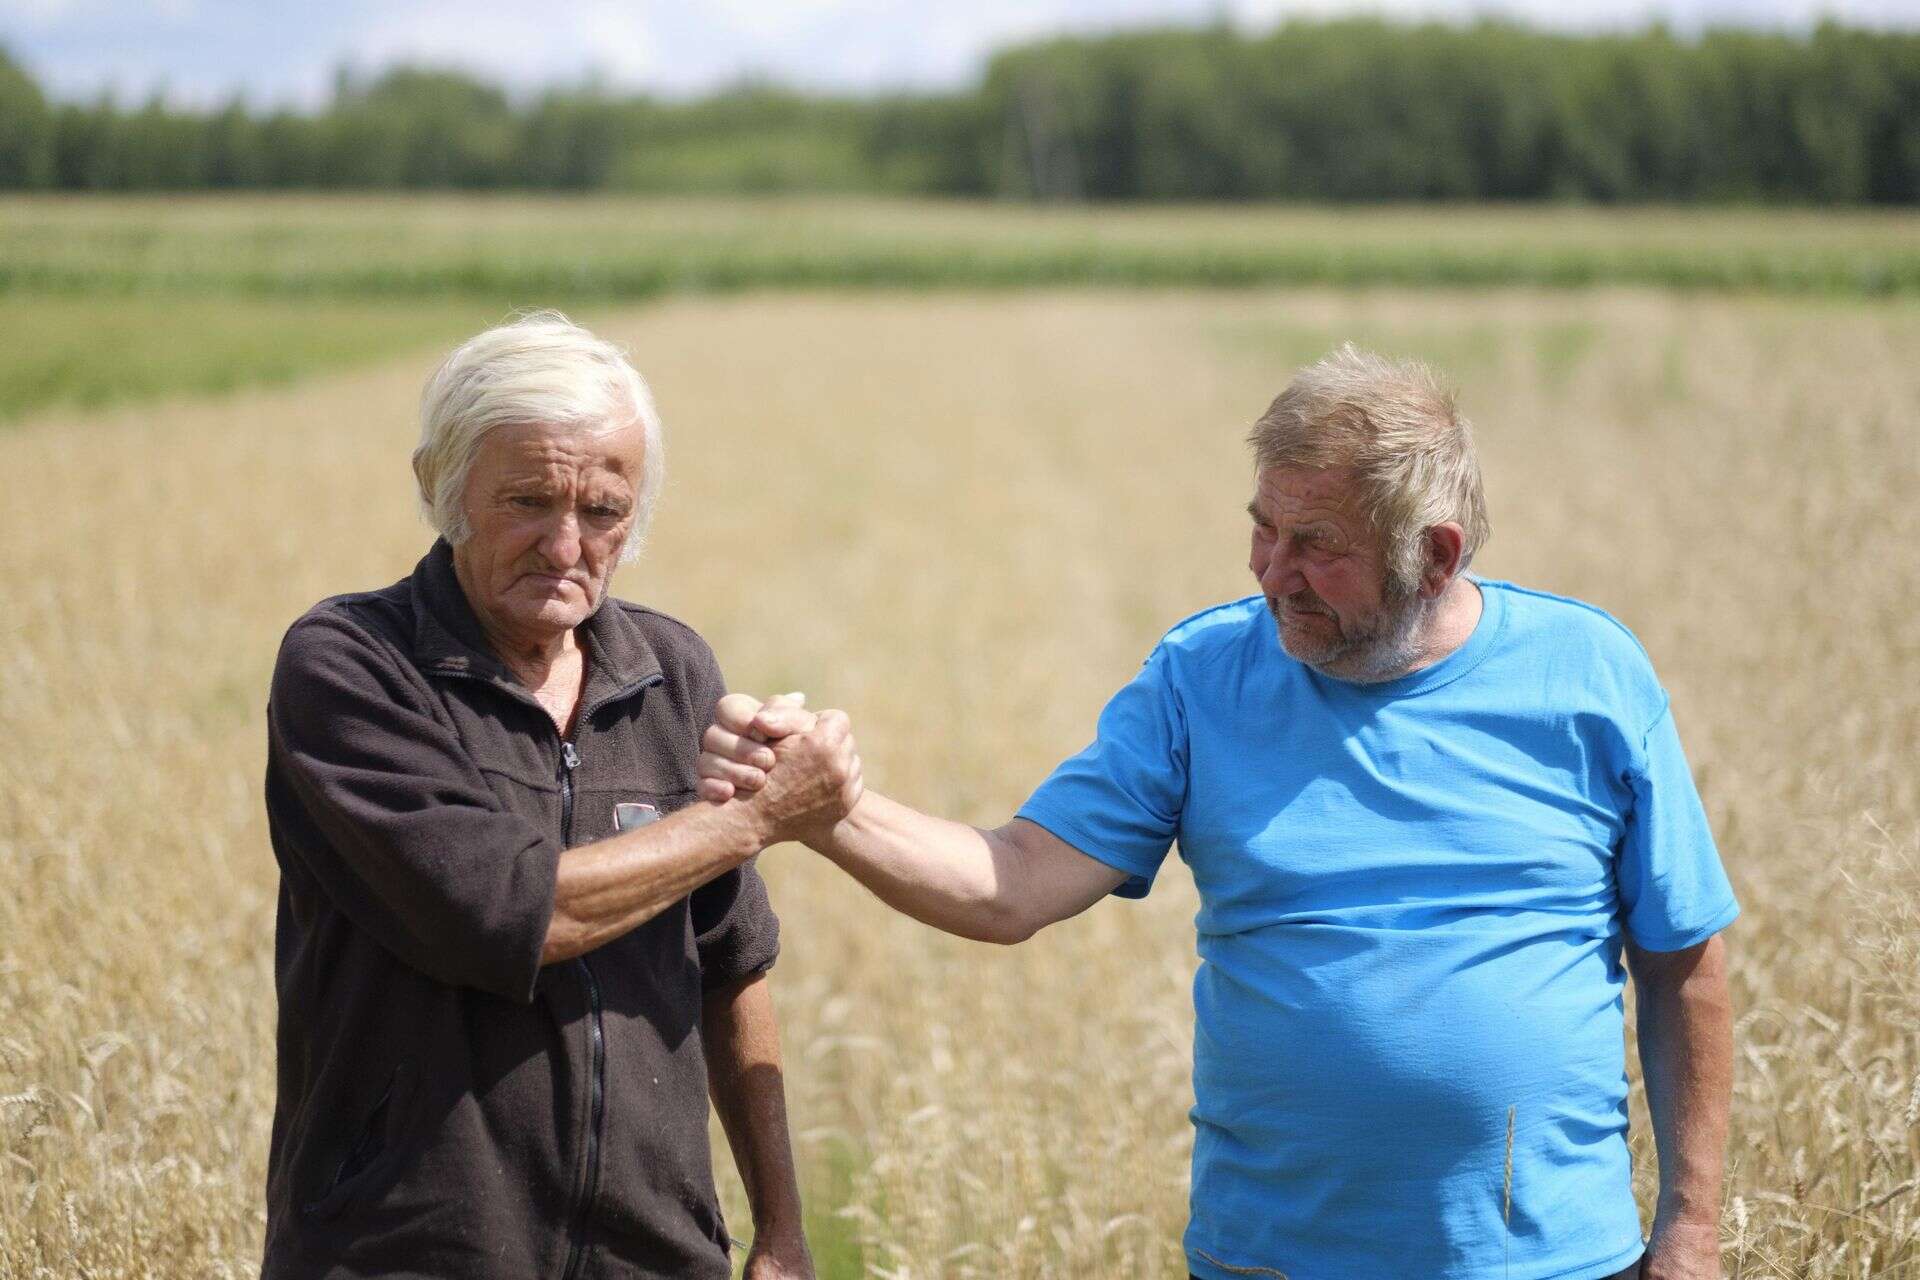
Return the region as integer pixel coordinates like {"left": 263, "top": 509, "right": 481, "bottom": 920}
{"left": 701, "top": 346, "right": 1738, "bottom": 1280}
{"left": 261, "top": 313, "right": 857, "bottom": 1280}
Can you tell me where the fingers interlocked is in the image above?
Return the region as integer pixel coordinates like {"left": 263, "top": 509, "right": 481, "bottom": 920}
{"left": 698, "top": 692, "right": 863, "bottom": 842}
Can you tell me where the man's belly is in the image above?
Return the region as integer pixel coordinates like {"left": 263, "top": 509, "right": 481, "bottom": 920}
{"left": 1186, "top": 918, "right": 1642, "bottom": 1278}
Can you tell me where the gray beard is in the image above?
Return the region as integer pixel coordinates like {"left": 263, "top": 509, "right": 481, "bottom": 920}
{"left": 1270, "top": 587, "right": 1432, "bottom": 684}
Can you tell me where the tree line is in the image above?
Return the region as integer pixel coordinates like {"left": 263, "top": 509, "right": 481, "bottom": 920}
{"left": 3, "top": 19, "right": 1917, "bottom": 202}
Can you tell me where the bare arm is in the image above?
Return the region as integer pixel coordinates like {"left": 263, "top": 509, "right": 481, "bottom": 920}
{"left": 543, "top": 799, "right": 771, "bottom": 964}
{"left": 813, "top": 797, "right": 1127, "bottom": 944}
{"left": 1627, "top": 933, "right": 1732, "bottom": 1280}
{"left": 543, "top": 711, "right": 861, "bottom": 965}
{"left": 704, "top": 972, "right": 813, "bottom": 1279}
{"left": 699, "top": 697, "right": 1126, "bottom": 944}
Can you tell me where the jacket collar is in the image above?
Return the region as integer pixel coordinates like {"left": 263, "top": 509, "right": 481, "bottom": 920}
{"left": 409, "top": 539, "right": 664, "bottom": 708}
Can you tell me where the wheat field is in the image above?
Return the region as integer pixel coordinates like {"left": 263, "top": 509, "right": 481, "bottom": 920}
{"left": 1, "top": 287, "right": 1916, "bottom": 1278}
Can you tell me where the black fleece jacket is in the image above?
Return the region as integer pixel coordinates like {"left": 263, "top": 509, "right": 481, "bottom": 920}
{"left": 261, "top": 540, "right": 778, "bottom": 1280}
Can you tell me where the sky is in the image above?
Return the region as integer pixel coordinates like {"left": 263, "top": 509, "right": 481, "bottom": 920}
{"left": 3, "top": 0, "right": 1917, "bottom": 109}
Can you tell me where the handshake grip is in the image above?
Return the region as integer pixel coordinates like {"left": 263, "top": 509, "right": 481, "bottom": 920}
{"left": 698, "top": 692, "right": 864, "bottom": 845}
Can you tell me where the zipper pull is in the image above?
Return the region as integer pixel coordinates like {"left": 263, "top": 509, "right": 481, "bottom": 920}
{"left": 561, "top": 740, "right": 581, "bottom": 773}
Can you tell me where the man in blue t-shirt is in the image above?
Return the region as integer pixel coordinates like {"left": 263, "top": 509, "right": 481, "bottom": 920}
{"left": 699, "top": 345, "right": 1736, "bottom": 1280}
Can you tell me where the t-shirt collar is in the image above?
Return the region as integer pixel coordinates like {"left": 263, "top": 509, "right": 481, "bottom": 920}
{"left": 1314, "top": 574, "right": 1505, "bottom": 699}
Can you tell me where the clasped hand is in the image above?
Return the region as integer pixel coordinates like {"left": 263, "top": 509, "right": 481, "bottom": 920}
{"left": 698, "top": 693, "right": 863, "bottom": 845}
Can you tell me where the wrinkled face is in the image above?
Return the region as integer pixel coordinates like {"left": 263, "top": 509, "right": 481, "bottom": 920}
{"left": 1247, "top": 466, "right": 1423, "bottom": 682}
{"left": 451, "top": 420, "right": 647, "bottom": 652}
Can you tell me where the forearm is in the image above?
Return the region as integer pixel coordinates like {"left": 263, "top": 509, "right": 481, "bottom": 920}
{"left": 697, "top": 696, "right": 1117, "bottom": 941}
{"left": 542, "top": 799, "right": 770, "bottom": 964}
{"left": 1633, "top": 936, "right": 1733, "bottom": 1225}
{"left": 704, "top": 974, "right": 807, "bottom": 1249}
{"left": 811, "top": 792, "right": 1034, "bottom": 943}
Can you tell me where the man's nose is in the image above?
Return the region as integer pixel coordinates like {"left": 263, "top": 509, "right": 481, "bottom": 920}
{"left": 1256, "top": 544, "right": 1304, "bottom": 596}
{"left": 539, "top": 511, "right": 582, "bottom": 566}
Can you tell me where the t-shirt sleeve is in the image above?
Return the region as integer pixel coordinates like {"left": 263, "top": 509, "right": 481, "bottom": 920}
{"left": 1616, "top": 701, "right": 1740, "bottom": 951}
{"left": 684, "top": 645, "right": 780, "bottom": 989}
{"left": 1015, "top": 645, "right": 1188, "bottom": 899}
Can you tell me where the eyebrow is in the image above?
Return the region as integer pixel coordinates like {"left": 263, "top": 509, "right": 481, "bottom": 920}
{"left": 1248, "top": 506, "right": 1343, "bottom": 547}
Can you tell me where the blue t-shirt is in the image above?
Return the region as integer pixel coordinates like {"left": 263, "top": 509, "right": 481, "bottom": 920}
{"left": 1017, "top": 580, "right": 1737, "bottom": 1280}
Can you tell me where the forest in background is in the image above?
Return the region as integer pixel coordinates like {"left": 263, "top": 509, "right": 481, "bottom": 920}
{"left": 2, "top": 19, "right": 1919, "bottom": 202}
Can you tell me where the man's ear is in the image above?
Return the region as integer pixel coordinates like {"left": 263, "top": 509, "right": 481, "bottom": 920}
{"left": 1421, "top": 522, "right": 1467, "bottom": 598}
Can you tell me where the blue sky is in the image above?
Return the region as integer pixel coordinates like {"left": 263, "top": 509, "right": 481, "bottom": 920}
{"left": 4, "top": 0, "right": 1916, "bottom": 108}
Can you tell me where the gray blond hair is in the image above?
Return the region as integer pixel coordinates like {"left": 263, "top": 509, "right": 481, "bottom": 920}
{"left": 1248, "top": 344, "right": 1490, "bottom": 594}
{"left": 412, "top": 311, "right": 664, "bottom": 563}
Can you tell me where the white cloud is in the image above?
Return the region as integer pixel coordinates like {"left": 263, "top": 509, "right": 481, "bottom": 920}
{"left": 698, "top": 0, "right": 872, "bottom": 38}
{"left": 339, "top": 0, "right": 659, "bottom": 89}
{"left": 0, "top": 0, "right": 197, "bottom": 27}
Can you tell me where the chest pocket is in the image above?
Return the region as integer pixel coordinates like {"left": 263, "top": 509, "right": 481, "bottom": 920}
{"left": 569, "top": 785, "right": 697, "bottom": 845}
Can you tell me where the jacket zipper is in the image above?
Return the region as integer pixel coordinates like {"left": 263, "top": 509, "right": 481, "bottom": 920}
{"left": 427, "top": 665, "right": 661, "bottom": 1280}
{"left": 556, "top": 736, "right": 605, "bottom": 1280}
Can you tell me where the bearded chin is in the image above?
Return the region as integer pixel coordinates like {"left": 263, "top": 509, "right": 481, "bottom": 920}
{"left": 1283, "top": 584, "right": 1429, "bottom": 684}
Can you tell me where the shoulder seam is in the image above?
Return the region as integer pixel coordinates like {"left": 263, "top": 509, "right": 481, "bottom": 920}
{"left": 1159, "top": 594, "right": 1265, "bottom": 644}
{"left": 1478, "top": 579, "right": 1652, "bottom": 659}
{"left": 1636, "top": 689, "right": 1675, "bottom": 761}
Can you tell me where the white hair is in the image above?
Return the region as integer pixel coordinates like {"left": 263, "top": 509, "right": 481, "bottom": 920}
{"left": 1248, "top": 343, "right": 1490, "bottom": 596}
{"left": 412, "top": 310, "right": 664, "bottom": 564}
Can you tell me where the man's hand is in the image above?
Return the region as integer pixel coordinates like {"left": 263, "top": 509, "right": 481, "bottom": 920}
{"left": 698, "top": 692, "right": 813, "bottom": 803}
{"left": 701, "top": 692, "right": 862, "bottom": 845}
{"left": 1641, "top": 1216, "right": 1720, "bottom": 1280}
{"left": 742, "top": 1234, "right": 815, "bottom": 1280}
